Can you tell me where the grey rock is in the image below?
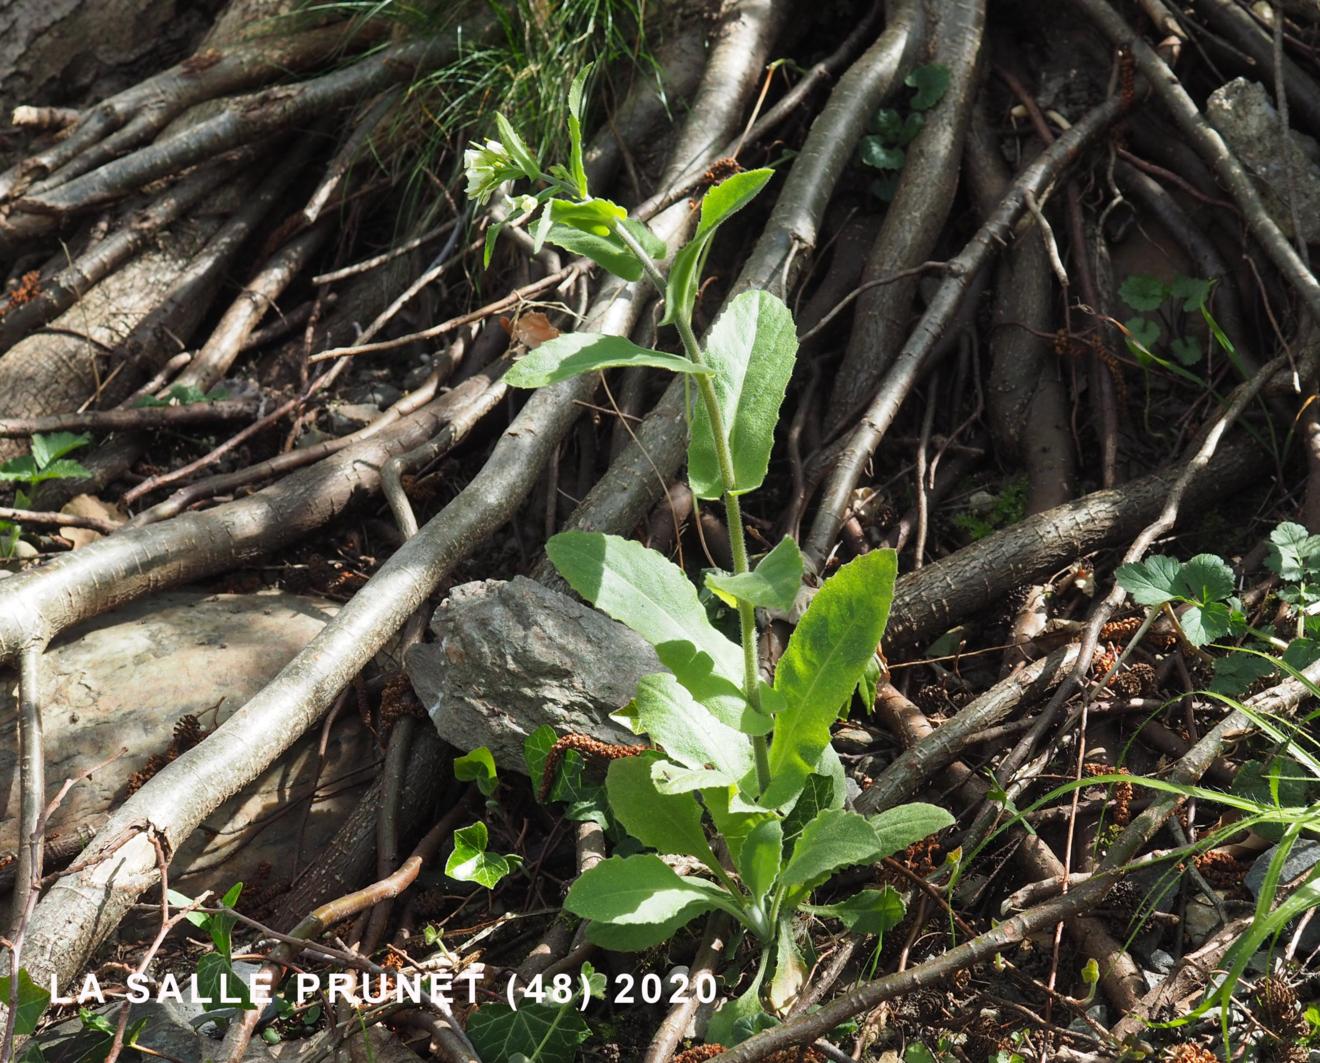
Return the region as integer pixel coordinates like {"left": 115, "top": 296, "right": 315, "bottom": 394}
{"left": 1148, "top": 949, "right": 1176, "bottom": 975}
{"left": 1246, "top": 839, "right": 1320, "bottom": 953}
{"left": 36, "top": 1000, "right": 232, "bottom": 1063}
{"left": 1247, "top": 839, "right": 1320, "bottom": 899}
{"left": 1182, "top": 893, "right": 1228, "bottom": 948}
{"left": 406, "top": 577, "right": 655, "bottom": 771}
{"left": 1206, "top": 78, "right": 1320, "bottom": 242}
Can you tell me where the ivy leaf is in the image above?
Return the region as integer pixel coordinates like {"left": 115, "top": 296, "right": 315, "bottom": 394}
{"left": 606, "top": 753, "right": 722, "bottom": 869}
{"left": 524, "top": 725, "right": 608, "bottom": 823}
{"left": 779, "top": 808, "right": 886, "bottom": 889}
{"left": 453, "top": 747, "right": 499, "bottom": 797}
{"left": 803, "top": 886, "right": 906, "bottom": 937}
{"left": 546, "top": 531, "right": 743, "bottom": 684}
{"left": 859, "top": 137, "right": 905, "bottom": 171}
{"left": 210, "top": 881, "right": 243, "bottom": 958}
{"left": 196, "top": 952, "right": 253, "bottom": 1012}
{"left": 0, "top": 968, "right": 50, "bottom": 1035}
{"left": 1170, "top": 275, "right": 1212, "bottom": 311}
{"left": 468, "top": 1002, "right": 589, "bottom": 1063}
{"left": 1115, "top": 555, "right": 1183, "bottom": 606}
{"left": 664, "top": 169, "right": 774, "bottom": 327}
{"left": 764, "top": 549, "right": 897, "bottom": 807}
{"left": 905, "top": 63, "right": 951, "bottom": 110}
{"left": 1176, "top": 553, "right": 1235, "bottom": 603}
{"left": 1119, "top": 274, "right": 1168, "bottom": 312}
{"left": 687, "top": 289, "right": 797, "bottom": 499}
{"left": 446, "top": 822, "right": 520, "bottom": 888}
{"left": 79, "top": 1008, "right": 117, "bottom": 1037}
{"left": 735, "top": 819, "right": 783, "bottom": 904}
{"left": 505, "top": 332, "right": 709, "bottom": 389}
{"left": 706, "top": 536, "right": 804, "bottom": 611}
{"left": 564, "top": 854, "right": 715, "bottom": 926}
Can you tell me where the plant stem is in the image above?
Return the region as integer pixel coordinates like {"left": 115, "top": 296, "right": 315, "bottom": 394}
{"left": 613, "top": 222, "right": 772, "bottom": 792}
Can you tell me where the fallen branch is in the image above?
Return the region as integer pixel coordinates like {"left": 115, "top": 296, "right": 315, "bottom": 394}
{"left": 0, "top": 508, "right": 119, "bottom": 535}
{"left": 883, "top": 436, "right": 1262, "bottom": 653}
{"left": 0, "top": 400, "right": 259, "bottom": 438}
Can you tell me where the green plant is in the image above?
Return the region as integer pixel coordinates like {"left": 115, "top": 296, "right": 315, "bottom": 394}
{"left": 466, "top": 86, "right": 952, "bottom": 1043}
{"left": 445, "top": 820, "right": 521, "bottom": 888}
{"left": 467, "top": 961, "right": 604, "bottom": 1063}
{"left": 858, "top": 63, "right": 950, "bottom": 202}
{"left": 309, "top": 0, "right": 653, "bottom": 226}
{"left": 0, "top": 968, "right": 50, "bottom": 1043}
{"left": 76, "top": 1008, "right": 149, "bottom": 1062}
{"left": 131, "top": 383, "right": 228, "bottom": 408}
{"left": 167, "top": 882, "right": 253, "bottom": 1016}
{"left": 1028, "top": 522, "right": 1320, "bottom": 1051}
{"left": 1116, "top": 551, "right": 1240, "bottom": 649}
{"left": 952, "top": 476, "right": 1027, "bottom": 542}
{"left": 449, "top": 748, "right": 520, "bottom": 887}
{"left": 0, "top": 431, "right": 92, "bottom": 557}
{"left": 1118, "top": 272, "right": 1245, "bottom": 381}
{"left": 453, "top": 746, "right": 499, "bottom": 797}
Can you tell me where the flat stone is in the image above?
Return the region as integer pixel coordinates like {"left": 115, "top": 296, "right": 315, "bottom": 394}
{"left": 406, "top": 577, "right": 654, "bottom": 771}
{"left": 0, "top": 590, "right": 368, "bottom": 897}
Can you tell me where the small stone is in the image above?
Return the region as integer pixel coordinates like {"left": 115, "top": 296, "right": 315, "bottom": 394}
{"left": 1182, "top": 894, "right": 1222, "bottom": 946}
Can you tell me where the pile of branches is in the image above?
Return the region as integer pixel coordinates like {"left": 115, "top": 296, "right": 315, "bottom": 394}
{"left": 5, "top": 0, "right": 1320, "bottom": 1059}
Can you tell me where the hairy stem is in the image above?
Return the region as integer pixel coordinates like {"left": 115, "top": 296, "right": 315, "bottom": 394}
{"left": 613, "top": 221, "right": 771, "bottom": 791}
